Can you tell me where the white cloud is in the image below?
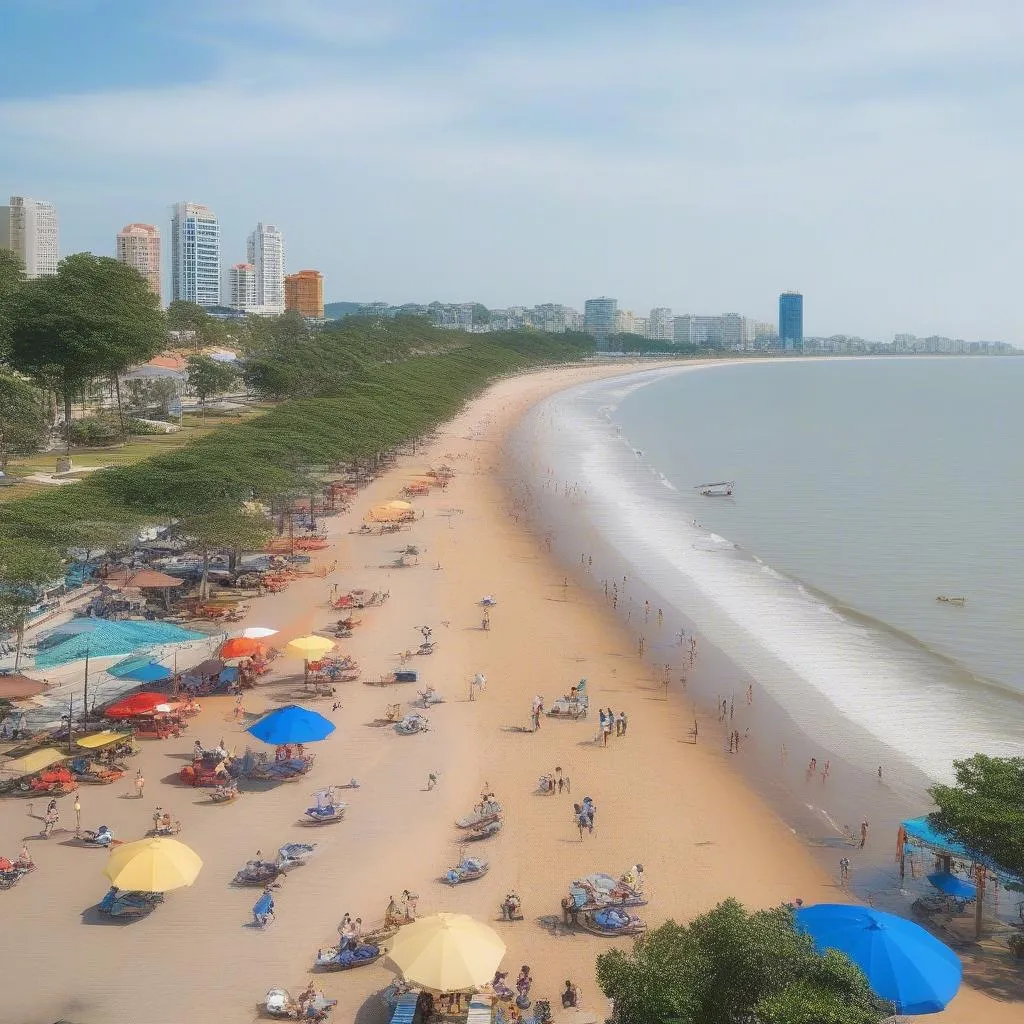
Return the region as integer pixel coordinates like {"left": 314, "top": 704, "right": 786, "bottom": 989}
{"left": 3, "top": 0, "right": 1024, "bottom": 338}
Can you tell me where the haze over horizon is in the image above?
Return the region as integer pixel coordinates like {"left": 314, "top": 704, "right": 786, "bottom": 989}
{"left": 2, "top": 0, "right": 1022, "bottom": 342}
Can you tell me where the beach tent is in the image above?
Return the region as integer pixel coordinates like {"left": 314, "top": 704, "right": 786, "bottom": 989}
{"left": 2, "top": 747, "right": 66, "bottom": 776}
{"left": 76, "top": 730, "right": 132, "bottom": 750}
{"left": 0, "top": 675, "right": 48, "bottom": 700}
{"left": 108, "top": 657, "right": 173, "bottom": 683}
{"left": 34, "top": 620, "right": 206, "bottom": 669}
{"left": 897, "top": 815, "right": 1021, "bottom": 938}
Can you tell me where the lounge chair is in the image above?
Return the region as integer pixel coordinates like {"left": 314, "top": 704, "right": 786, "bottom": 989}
{"left": 455, "top": 801, "right": 503, "bottom": 829}
{"left": 443, "top": 856, "right": 489, "bottom": 885}
{"left": 465, "top": 818, "right": 502, "bottom": 841}
{"left": 578, "top": 906, "right": 647, "bottom": 936}
{"left": 314, "top": 942, "right": 382, "bottom": 971}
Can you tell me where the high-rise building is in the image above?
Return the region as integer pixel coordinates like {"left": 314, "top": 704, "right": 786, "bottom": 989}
{"left": 246, "top": 222, "right": 285, "bottom": 314}
{"left": 647, "top": 307, "right": 673, "bottom": 341}
{"left": 0, "top": 195, "right": 59, "bottom": 277}
{"left": 228, "top": 263, "right": 258, "bottom": 312}
{"left": 584, "top": 297, "right": 618, "bottom": 349}
{"left": 284, "top": 270, "right": 324, "bottom": 319}
{"left": 171, "top": 201, "right": 220, "bottom": 307}
{"left": 116, "top": 223, "right": 161, "bottom": 299}
{"left": 779, "top": 292, "right": 803, "bottom": 350}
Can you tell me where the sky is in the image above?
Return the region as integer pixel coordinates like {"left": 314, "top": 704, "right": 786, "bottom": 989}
{"left": 2, "top": 0, "right": 1023, "bottom": 341}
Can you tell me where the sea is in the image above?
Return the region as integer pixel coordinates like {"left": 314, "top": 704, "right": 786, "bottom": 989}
{"left": 507, "top": 357, "right": 1024, "bottom": 890}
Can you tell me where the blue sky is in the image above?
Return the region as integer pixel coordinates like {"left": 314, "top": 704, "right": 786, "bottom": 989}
{"left": 3, "top": 0, "right": 1023, "bottom": 340}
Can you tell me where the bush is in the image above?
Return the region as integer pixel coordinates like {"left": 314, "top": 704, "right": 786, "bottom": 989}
{"left": 68, "top": 416, "right": 121, "bottom": 447}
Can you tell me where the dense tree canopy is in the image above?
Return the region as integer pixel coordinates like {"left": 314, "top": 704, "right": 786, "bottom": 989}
{"left": 596, "top": 899, "right": 885, "bottom": 1024}
{"left": 0, "top": 249, "right": 25, "bottom": 355}
{"left": 6, "top": 254, "right": 166, "bottom": 450}
{"left": 929, "top": 754, "right": 1024, "bottom": 877}
{"left": 0, "top": 370, "right": 50, "bottom": 469}
{"left": 0, "top": 310, "right": 592, "bottom": 598}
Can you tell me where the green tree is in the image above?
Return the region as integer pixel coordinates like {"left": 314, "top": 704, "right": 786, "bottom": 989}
{"left": 596, "top": 899, "right": 885, "bottom": 1024}
{"left": 0, "top": 249, "right": 26, "bottom": 355}
{"left": 167, "top": 299, "right": 227, "bottom": 350}
{"left": 929, "top": 754, "right": 1024, "bottom": 877}
{"left": 0, "top": 371, "right": 50, "bottom": 470}
{"left": 6, "top": 253, "right": 166, "bottom": 452}
{"left": 0, "top": 539, "right": 64, "bottom": 670}
{"left": 186, "top": 355, "right": 238, "bottom": 424}
{"left": 125, "top": 378, "right": 178, "bottom": 420}
{"left": 177, "top": 506, "right": 272, "bottom": 599}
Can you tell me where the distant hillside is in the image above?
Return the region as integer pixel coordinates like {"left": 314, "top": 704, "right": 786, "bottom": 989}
{"left": 323, "top": 301, "right": 364, "bottom": 320}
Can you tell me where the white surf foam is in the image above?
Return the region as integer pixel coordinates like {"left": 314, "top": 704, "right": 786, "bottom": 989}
{"left": 524, "top": 372, "right": 1024, "bottom": 784}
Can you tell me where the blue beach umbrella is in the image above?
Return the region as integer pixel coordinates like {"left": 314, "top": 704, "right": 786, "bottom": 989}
{"left": 927, "top": 873, "right": 976, "bottom": 900}
{"left": 794, "top": 904, "right": 962, "bottom": 1014}
{"left": 246, "top": 704, "right": 336, "bottom": 745}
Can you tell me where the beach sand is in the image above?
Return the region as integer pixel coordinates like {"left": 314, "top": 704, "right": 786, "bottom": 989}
{"left": 0, "top": 362, "right": 1018, "bottom": 1024}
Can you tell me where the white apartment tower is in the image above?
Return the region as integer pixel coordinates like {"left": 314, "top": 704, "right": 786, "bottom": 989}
{"left": 246, "top": 222, "right": 285, "bottom": 314}
{"left": 171, "top": 201, "right": 221, "bottom": 307}
{"left": 647, "top": 307, "right": 674, "bottom": 341}
{"left": 116, "top": 223, "right": 162, "bottom": 299}
{"left": 228, "top": 263, "right": 258, "bottom": 312}
{"left": 0, "top": 196, "right": 60, "bottom": 277}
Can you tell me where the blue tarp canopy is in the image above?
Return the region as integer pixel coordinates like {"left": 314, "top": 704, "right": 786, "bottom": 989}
{"left": 902, "top": 816, "right": 978, "bottom": 862}
{"left": 34, "top": 621, "right": 206, "bottom": 668}
{"left": 108, "top": 657, "right": 172, "bottom": 683}
{"left": 927, "top": 872, "right": 976, "bottom": 900}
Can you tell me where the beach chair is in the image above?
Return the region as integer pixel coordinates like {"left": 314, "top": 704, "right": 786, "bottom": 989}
{"left": 389, "top": 991, "right": 418, "bottom": 1024}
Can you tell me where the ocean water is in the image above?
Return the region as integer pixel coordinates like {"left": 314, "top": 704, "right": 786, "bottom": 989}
{"left": 510, "top": 358, "right": 1024, "bottom": 790}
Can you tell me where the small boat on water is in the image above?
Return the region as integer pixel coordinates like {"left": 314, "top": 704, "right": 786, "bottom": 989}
{"left": 694, "top": 481, "right": 734, "bottom": 497}
{"left": 936, "top": 596, "right": 967, "bottom": 606}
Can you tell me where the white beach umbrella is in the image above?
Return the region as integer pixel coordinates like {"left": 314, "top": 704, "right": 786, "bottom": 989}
{"left": 232, "top": 627, "right": 279, "bottom": 639}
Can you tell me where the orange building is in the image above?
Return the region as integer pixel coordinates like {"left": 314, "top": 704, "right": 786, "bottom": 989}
{"left": 284, "top": 270, "right": 324, "bottom": 319}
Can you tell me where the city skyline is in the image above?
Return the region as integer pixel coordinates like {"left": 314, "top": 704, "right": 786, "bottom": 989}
{"left": 2, "top": 2, "right": 1023, "bottom": 341}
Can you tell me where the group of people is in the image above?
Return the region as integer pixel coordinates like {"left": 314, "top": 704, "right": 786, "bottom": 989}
{"left": 596, "top": 707, "right": 627, "bottom": 746}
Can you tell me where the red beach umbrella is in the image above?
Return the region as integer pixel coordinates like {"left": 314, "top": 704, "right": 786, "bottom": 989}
{"left": 104, "top": 691, "right": 169, "bottom": 718}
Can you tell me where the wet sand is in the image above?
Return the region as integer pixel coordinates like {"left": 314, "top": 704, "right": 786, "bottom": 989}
{"left": 0, "top": 362, "right": 1017, "bottom": 1023}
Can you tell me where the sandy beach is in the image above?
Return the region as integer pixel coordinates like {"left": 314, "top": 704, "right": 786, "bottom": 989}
{"left": 0, "top": 361, "right": 1017, "bottom": 1024}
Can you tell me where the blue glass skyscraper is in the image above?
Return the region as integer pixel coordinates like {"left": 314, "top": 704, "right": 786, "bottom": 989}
{"left": 779, "top": 292, "right": 803, "bottom": 350}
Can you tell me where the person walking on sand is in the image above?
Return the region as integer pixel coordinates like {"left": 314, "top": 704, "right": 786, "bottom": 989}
{"left": 574, "top": 803, "right": 587, "bottom": 840}
{"left": 860, "top": 819, "right": 869, "bottom": 848}
{"left": 602, "top": 709, "right": 613, "bottom": 746}
{"left": 74, "top": 795, "right": 82, "bottom": 837}
{"left": 583, "top": 797, "right": 596, "bottom": 833}
{"left": 839, "top": 856, "right": 851, "bottom": 886}
{"left": 41, "top": 800, "right": 59, "bottom": 838}
{"left": 135, "top": 769, "right": 145, "bottom": 799}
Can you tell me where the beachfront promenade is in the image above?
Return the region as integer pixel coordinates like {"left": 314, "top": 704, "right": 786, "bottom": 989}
{"left": 0, "top": 364, "right": 1014, "bottom": 1024}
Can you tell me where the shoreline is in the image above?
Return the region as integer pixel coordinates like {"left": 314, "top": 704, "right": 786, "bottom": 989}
{"left": 0, "top": 360, "right": 1017, "bottom": 1023}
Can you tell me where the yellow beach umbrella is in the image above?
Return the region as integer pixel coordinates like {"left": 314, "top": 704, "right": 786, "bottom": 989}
{"left": 388, "top": 912, "right": 506, "bottom": 992}
{"left": 285, "top": 635, "right": 335, "bottom": 658}
{"left": 285, "top": 634, "right": 336, "bottom": 686}
{"left": 104, "top": 837, "right": 202, "bottom": 893}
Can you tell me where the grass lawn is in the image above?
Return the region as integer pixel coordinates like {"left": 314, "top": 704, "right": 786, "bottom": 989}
{"left": 0, "top": 405, "right": 271, "bottom": 503}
